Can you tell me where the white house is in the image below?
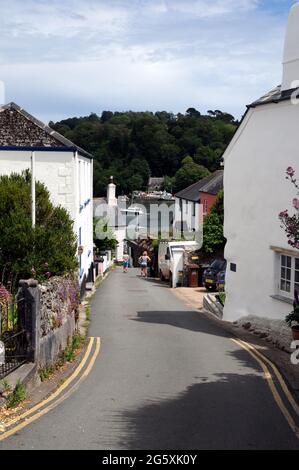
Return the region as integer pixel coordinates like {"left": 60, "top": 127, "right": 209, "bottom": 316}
{"left": 223, "top": 4, "right": 299, "bottom": 322}
{"left": 94, "top": 177, "right": 127, "bottom": 262}
{"left": 0, "top": 102, "right": 93, "bottom": 292}
{"left": 174, "top": 170, "right": 223, "bottom": 236}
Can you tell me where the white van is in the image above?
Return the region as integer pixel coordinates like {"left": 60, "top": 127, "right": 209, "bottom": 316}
{"left": 158, "top": 240, "right": 200, "bottom": 286}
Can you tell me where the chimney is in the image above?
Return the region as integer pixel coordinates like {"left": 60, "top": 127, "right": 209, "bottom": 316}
{"left": 282, "top": 3, "right": 299, "bottom": 91}
{"left": 107, "top": 175, "right": 117, "bottom": 207}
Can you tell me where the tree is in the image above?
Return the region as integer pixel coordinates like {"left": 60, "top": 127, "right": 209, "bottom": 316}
{"left": 94, "top": 217, "right": 118, "bottom": 252}
{"left": 279, "top": 167, "right": 299, "bottom": 249}
{"left": 202, "top": 190, "right": 225, "bottom": 254}
{"left": 0, "top": 172, "right": 78, "bottom": 290}
{"left": 163, "top": 175, "right": 175, "bottom": 193}
{"left": 173, "top": 157, "right": 210, "bottom": 192}
{"left": 127, "top": 174, "right": 144, "bottom": 192}
{"left": 50, "top": 108, "right": 237, "bottom": 196}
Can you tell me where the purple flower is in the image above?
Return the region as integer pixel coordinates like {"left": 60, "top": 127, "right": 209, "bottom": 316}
{"left": 287, "top": 167, "right": 295, "bottom": 178}
{"left": 293, "top": 198, "right": 299, "bottom": 210}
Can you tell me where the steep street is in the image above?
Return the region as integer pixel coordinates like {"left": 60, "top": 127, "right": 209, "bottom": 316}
{"left": 0, "top": 269, "right": 298, "bottom": 450}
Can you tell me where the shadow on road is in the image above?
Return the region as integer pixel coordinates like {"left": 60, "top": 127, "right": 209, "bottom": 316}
{"left": 140, "top": 277, "right": 170, "bottom": 288}
{"left": 134, "top": 310, "right": 229, "bottom": 337}
{"left": 119, "top": 372, "right": 298, "bottom": 450}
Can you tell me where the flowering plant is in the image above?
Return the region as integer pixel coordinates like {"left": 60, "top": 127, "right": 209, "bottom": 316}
{"left": 279, "top": 167, "right": 299, "bottom": 250}
{"left": 0, "top": 283, "right": 11, "bottom": 305}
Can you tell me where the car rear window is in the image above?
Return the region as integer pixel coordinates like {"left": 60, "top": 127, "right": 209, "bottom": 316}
{"left": 211, "top": 260, "right": 226, "bottom": 270}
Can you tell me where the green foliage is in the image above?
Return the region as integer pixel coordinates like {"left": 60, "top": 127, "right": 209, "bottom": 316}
{"left": 173, "top": 156, "right": 210, "bottom": 192}
{"left": 163, "top": 175, "right": 175, "bottom": 193}
{"left": 0, "top": 172, "right": 78, "bottom": 289}
{"left": 0, "top": 379, "right": 11, "bottom": 393}
{"left": 94, "top": 217, "right": 118, "bottom": 252}
{"left": 218, "top": 292, "right": 226, "bottom": 306}
{"left": 50, "top": 109, "right": 237, "bottom": 196}
{"left": 6, "top": 379, "right": 26, "bottom": 408}
{"left": 39, "top": 366, "right": 54, "bottom": 382}
{"left": 285, "top": 306, "right": 299, "bottom": 327}
{"left": 202, "top": 190, "right": 225, "bottom": 254}
{"left": 61, "top": 333, "right": 84, "bottom": 363}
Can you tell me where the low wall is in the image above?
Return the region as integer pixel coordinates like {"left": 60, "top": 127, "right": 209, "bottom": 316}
{"left": 236, "top": 315, "right": 293, "bottom": 353}
{"left": 39, "top": 275, "right": 79, "bottom": 337}
{"left": 38, "top": 274, "right": 80, "bottom": 367}
{"left": 39, "top": 313, "right": 76, "bottom": 367}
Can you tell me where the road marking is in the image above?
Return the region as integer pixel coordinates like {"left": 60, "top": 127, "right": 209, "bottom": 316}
{"left": 0, "top": 337, "right": 100, "bottom": 441}
{"left": 236, "top": 338, "right": 299, "bottom": 418}
{"left": 232, "top": 338, "right": 299, "bottom": 439}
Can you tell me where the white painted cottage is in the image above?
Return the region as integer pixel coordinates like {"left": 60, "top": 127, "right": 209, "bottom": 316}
{"left": 223, "top": 4, "right": 299, "bottom": 322}
{"left": 0, "top": 102, "right": 93, "bottom": 292}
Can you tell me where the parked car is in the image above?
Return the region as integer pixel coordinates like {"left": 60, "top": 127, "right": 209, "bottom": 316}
{"left": 216, "top": 270, "right": 226, "bottom": 292}
{"left": 203, "top": 259, "right": 227, "bottom": 291}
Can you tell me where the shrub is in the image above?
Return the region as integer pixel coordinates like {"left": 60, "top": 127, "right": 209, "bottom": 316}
{"left": 0, "top": 172, "right": 78, "bottom": 290}
{"left": 6, "top": 379, "right": 26, "bottom": 408}
{"left": 202, "top": 190, "right": 226, "bottom": 254}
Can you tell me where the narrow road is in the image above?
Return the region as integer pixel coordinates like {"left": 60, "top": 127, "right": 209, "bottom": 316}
{"left": 1, "top": 268, "right": 299, "bottom": 449}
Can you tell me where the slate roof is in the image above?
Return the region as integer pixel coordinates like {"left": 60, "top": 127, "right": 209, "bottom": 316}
{"left": 0, "top": 102, "right": 92, "bottom": 158}
{"left": 148, "top": 177, "right": 164, "bottom": 189}
{"left": 175, "top": 170, "right": 223, "bottom": 202}
{"left": 248, "top": 85, "right": 299, "bottom": 109}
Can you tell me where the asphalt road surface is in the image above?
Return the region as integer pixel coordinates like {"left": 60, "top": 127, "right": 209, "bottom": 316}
{"left": 1, "top": 268, "right": 299, "bottom": 450}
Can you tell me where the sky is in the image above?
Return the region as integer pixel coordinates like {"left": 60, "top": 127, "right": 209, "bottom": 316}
{"left": 0, "top": 0, "right": 296, "bottom": 122}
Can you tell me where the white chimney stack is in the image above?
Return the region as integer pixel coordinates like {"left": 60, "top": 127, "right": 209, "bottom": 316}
{"left": 107, "top": 175, "right": 117, "bottom": 207}
{"left": 282, "top": 3, "right": 299, "bottom": 91}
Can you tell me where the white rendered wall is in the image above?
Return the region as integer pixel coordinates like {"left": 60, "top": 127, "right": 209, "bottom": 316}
{"left": 0, "top": 149, "right": 93, "bottom": 282}
{"left": 223, "top": 102, "right": 298, "bottom": 322}
{"left": 0, "top": 150, "right": 76, "bottom": 217}
{"left": 174, "top": 197, "right": 198, "bottom": 234}
{"left": 77, "top": 154, "right": 93, "bottom": 281}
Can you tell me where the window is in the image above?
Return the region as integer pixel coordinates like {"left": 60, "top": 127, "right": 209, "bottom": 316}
{"left": 192, "top": 202, "right": 196, "bottom": 217}
{"left": 203, "top": 199, "right": 208, "bottom": 214}
{"left": 185, "top": 201, "right": 188, "bottom": 214}
{"left": 279, "top": 254, "right": 299, "bottom": 297}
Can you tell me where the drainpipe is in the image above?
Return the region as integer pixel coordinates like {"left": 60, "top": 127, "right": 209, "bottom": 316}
{"left": 31, "top": 151, "right": 36, "bottom": 228}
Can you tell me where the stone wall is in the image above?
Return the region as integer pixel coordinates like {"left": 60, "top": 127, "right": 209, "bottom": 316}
{"left": 38, "top": 274, "right": 80, "bottom": 367}
{"left": 236, "top": 315, "right": 293, "bottom": 353}
{"left": 39, "top": 274, "right": 79, "bottom": 338}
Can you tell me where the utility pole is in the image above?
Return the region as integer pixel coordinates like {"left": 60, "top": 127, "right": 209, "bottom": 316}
{"left": 31, "top": 151, "right": 36, "bottom": 228}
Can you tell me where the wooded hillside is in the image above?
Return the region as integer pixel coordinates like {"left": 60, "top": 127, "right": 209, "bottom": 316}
{"left": 50, "top": 108, "right": 237, "bottom": 196}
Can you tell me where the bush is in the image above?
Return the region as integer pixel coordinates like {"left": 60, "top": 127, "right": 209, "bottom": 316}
{"left": 0, "top": 172, "right": 78, "bottom": 290}
{"left": 202, "top": 190, "right": 226, "bottom": 254}
{"left": 6, "top": 379, "right": 26, "bottom": 408}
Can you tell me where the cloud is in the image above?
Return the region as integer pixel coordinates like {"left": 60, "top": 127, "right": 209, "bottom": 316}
{"left": 158, "top": 0, "right": 260, "bottom": 17}
{"left": 0, "top": 0, "right": 295, "bottom": 120}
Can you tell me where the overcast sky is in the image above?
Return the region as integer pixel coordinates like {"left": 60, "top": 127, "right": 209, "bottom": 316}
{"left": 0, "top": 0, "right": 296, "bottom": 122}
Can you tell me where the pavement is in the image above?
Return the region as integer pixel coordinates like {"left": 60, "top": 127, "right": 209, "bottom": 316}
{"left": 0, "top": 268, "right": 299, "bottom": 450}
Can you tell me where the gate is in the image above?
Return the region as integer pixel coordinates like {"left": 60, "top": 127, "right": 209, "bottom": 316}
{"left": 0, "top": 297, "right": 31, "bottom": 380}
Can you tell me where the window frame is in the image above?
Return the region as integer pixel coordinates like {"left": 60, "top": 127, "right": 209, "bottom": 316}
{"left": 278, "top": 254, "right": 299, "bottom": 299}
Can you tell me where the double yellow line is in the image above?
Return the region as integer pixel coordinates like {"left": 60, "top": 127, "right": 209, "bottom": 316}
{"left": 232, "top": 337, "right": 299, "bottom": 439}
{"left": 0, "top": 336, "right": 100, "bottom": 441}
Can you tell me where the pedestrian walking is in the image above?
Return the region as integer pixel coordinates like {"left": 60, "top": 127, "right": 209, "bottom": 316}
{"left": 138, "top": 251, "right": 151, "bottom": 277}
{"left": 123, "top": 253, "right": 129, "bottom": 273}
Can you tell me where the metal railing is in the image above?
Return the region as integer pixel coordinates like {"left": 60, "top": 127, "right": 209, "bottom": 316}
{"left": 0, "top": 299, "right": 29, "bottom": 380}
